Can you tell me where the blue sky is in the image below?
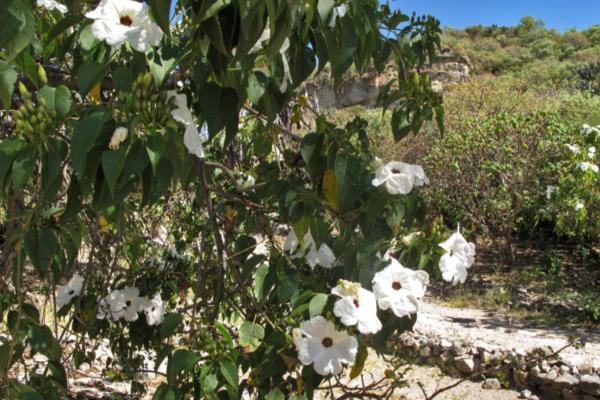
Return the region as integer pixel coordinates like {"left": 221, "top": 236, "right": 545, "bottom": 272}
{"left": 392, "top": 0, "right": 599, "bottom": 32}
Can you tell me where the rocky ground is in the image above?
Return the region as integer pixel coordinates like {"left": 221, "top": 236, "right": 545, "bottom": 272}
{"left": 415, "top": 300, "right": 600, "bottom": 371}
{"left": 63, "top": 297, "right": 600, "bottom": 399}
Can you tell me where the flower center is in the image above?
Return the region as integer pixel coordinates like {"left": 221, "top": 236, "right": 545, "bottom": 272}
{"left": 126, "top": 300, "right": 132, "bottom": 307}
{"left": 392, "top": 281, "right": 402, "bottom": 290}
{"left": 322, "top": 337, "right": 333, "bottom": 348}
{"left": 120, "top": 15, "right": 133, "bottom": 26}
{"left": 151, "top": 307, "right": 156, "bottom": 312}
{"left": 353, "top": 298, "right": 360, "bottom": 308}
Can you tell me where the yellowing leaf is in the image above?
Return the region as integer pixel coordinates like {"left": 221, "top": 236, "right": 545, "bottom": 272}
{"left": 99, "top": 215, "right": 111, "bottom": 233}
{"left": 89, "top": 83, "right": 101, "bottom": 102}
{"left": 322, "top": 168, "right": 340, "bottom": 212}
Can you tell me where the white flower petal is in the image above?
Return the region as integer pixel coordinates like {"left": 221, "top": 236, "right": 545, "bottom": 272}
{"left": 297, "top": 316, "right": 357, "bottom": 376}
{"left": 85, "top": 0, "right": 162, "bottom": 52}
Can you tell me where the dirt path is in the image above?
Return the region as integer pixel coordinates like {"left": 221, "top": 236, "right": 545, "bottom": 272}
{"left": 415, "top": 300, "right": 600, "bottom": 370}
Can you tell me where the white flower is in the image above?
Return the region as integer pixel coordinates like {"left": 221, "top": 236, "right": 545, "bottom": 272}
{"left": 252, "top": 235, "right": 269, "bottom": 256}
{"left": 98, "top": 286, "right": 145, "bottom": 322}
{"left": 167, "top": 91, "right": 206, "bottom": 159}
{"left": 575, "top": 201, "right": 585, "bottom": 211}
{"left": 371, "top": 161, "right": 429, "bottom": 195}
{"left": 566, "top": 144, "right": 580, "bottom": 154}
{"left": 332, "top": 280, "right": 382, "bottom": 334}
{"left": 581, "top": 124, "right": 600, "bottom": 137}
{"left": 545, "top": 185, "right": 558, "bottom": 200}
{"left": 579, "top": 161, "right": 599, "bottom": 173}
{"left": 143, "top": 293, "right": 165, "bottom": 326}
{"left": 85, "top": 0, "right": 163, "bottom": 53}
{"left": 237, "top": 175, "right": 255, "bottom": 189}
{"left": 37, "top": 0, "right": 68, "bottom": 13}
{"left": 109, "top": 127, "right": 128, "bottom": 150}
{"left": 283, "top": 229, "right": 300, "bottom": 253}
{"left": 438, "top": 228, "right": 476, "bottom": 285}
{"left": 305, "top": 242, "right": 336, "bottom": 269}
{"left": 249, "top": 24, "right": 272, "bottom": 53}
{"left": 372, "top": 258, "right": 429, "bottom": 318}
{"left": 328, "top": 4, "right": 348, "bottom": 28}
{"left": 284, "top": 229, "right": 336, "bottom": 269}
{"left": 589, "top": 146, "right": 596, "bottom": 159}
{"left": 56, "top": 273, "right": 84, "bottom": 308}
{"left": 297, "top": 316, "right": 358, "bottom": 376}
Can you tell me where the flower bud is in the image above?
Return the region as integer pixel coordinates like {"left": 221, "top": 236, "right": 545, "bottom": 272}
{"left": 109, "top": 126, "right": 128, "bottom": 150}
{"left": 142, "top": 73, "right": 152, "bottom": 89}
{"left": 18, "top": 82, "right": 29, "bottom": 98}
{"left": 38, "top": 64, "right": 48, "bottom": 86}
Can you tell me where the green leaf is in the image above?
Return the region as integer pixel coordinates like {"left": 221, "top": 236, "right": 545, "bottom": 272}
{"left": 71, "top": 110, "right": 106, "bottom": 176}
{"left": 55, "top": 85, "right": 72, "bottom": 117}
{"left": 253, "top": 263, "right": 270, "bottom": 301}
{"left": 152, "top": 384, "right": 179, "bottom": 400}
{"left": 219, "top": 360, "right": 239, "bottom": 390}
{"left": 38, "top": 85, "right": 72, "bottom": 117}
{"left": 149, "top": 0, "right": 172, "bottom": 35}
{"left": 166, "top": 349, "right": 199, "bottom": 384}
{"left": 0, "top": 138, "right": 26, "bottom": 196}
{"left": 198, "top": 82, "right": 239, "bottom": 143}
{"left": 0, "top": 61, "right": 17, "bottom": 108}
{"left": 28, "top": 324, "right": 61, "bottom": 361}
{"left": 160, "top": 313, "right": 183, "bottom": 339}
{"left": 149, "top": 48, "right": 177, "bottom": 88}
{"left": 112, "top": 66, "right": 133, "bottom": 92}
{"left": 239, "top": 321, "right": 264, "bottom": 352}
{"left": 101, "top": 148, "right": 126, "bottom": 197}
{"left": 309, "top": 293, "right": 328, "bottom": 317}
{"left": 276, "top": 262, "right": 299, "bottom": 302}
{"left": 246, "top": 71, "right": 267, "bottom": 104}
{"left": 317, "top": 0, "right": 334, "bottom": 23}
{"left": 391, "top": 108, "right": 411, "bottom": 142}
{"left": 11, "top": 151, "right": 34, "bottom": 192}
{"left": 0, "top": 0, "right": 35, "bottom": 58}
{"left": 77, "top": 62, "right": 108, "bottom": 96}
{"left": 24, "top": 227, "right": 59, "bottom": 277}
{"left": 349, "top": 342, "right": 368, "bottom": 379}
{"left": 265, "top": 388, "right": 285, "bottom": 400}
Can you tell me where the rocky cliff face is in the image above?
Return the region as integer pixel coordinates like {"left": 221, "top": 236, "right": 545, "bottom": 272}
{"left": 305, "top": 49, "right": 471, "bottom": 109}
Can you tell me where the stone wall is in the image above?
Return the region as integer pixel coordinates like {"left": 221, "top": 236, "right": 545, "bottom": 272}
{"left": 396, "top": 332, "right": 600, "bottom": 400}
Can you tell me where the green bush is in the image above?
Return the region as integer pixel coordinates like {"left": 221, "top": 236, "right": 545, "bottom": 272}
{"left": 421, "top": 110, "right": 576, "bottom": 241}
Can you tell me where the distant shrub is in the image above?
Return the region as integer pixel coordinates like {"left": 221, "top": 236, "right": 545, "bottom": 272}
{"left": 544, "top": 124, "right": 600, "bottom": 242}
{"left": 421, "top": 111, "right": 575, "bottom": 242}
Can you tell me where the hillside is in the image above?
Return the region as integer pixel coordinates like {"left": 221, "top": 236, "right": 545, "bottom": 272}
{"left": 442, "top": 17, "right": 600, "bottom": 91}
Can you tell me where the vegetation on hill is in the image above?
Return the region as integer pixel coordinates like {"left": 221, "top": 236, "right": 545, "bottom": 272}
{"left": 442, "top": 17, "right": 600, "bottom": 90}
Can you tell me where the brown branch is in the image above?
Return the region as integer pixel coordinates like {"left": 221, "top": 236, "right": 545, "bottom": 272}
{"left": 194, "top": 159, "right": 227, "bottom": 323}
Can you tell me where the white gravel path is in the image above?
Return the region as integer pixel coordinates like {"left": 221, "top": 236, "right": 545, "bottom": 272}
{"left": 415, "top": 301, "right": 600, "bottom": 370}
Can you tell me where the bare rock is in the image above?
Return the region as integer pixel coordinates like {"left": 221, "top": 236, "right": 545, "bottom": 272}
{"left": 419, "top": 346, "right": 431, "bottom": 358}
{"left": 540, "top": 384, "right": 562, "bottom": 400}
{"left": 581, "top": 374, "right": 600, "bottom": 396}
{"left": 552, "top": 374, "right": 580, "bottom": 390}
{"left": 562, "top": 388, "right": 580, "bottom": 400}
{"left": 455, "top": 356, "right": 477, "bottom": 374}
{"left": 482, "top": 378, "right": 502, "bottom": 390}
{"left": 519, "top": 389, "right": 532, "bottom": 399}
{"left": 513, "top": 369, "right": 528, "bottom": 389}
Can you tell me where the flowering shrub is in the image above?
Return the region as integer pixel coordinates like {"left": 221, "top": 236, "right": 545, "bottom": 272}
{"left": 544, "top": 124, "right": 600, "bottom": 242}
{"left": 0, "top": 1, "right": 473, "bottom": 399}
